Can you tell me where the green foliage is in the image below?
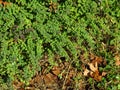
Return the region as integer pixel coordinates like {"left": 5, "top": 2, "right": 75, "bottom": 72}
{"left": 0, "top": 0, "right": 120, "bottom": 89}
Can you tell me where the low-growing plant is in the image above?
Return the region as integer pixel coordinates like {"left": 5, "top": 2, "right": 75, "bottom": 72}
{"left": 0, "top": 0, "right": 120, "bottom": 89}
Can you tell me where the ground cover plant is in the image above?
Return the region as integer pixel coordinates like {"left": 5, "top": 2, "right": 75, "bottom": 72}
{"left": 0, "top": 0, "right": 120, "bottom": 89}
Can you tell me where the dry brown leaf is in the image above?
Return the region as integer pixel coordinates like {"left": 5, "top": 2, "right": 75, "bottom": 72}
{"left": 93, "top": 56, "right": 103, "bottom": 65}
{"left": 115, "top": 55, "right": 120, "bottom": 66}
{"left": 102, "top": 72, "right": 107, "bottom": 76}
{"left": 83, "top": 68, "right": 90, "bottom": 76}
{"left": 90, "top": 53, "right": 103, "bottom": 65}
{"left": 90, "top": 70, "right": 102, "bottom": 81}
{"left": 33, "top": 75, "right": 41, "bottom": 83}
{"left": 0, "top": 1, "right": 11, "bottom": 6}
{"left": 0, "top": 1, "right": 2, "bottom": 4}
{"left": 115, "top": 59, "right": 120, "bottom": 66}
{"left": 25, "top": 87, "right": 35, "bottom": 90}
{"left": 12, "top": 80, "right": 24, "bottom": 90}
{"left": 77, "top": 80, "right": 86, "bottom": 90}
{"left": 42, "top": 73, "right": 58, "bottom": 89}
{"left": 88, "top": 62, "right": 104, "bottom": 81}
{"left": 69, "top": 69, "right": 76, "bottom": 78}
{"left": 88, "top": 62, "right": 98, "bottom": 72}
{"left": 52, "top": 66, "right": 61, "bottom": 76}
{"left": 83, "top": 61, "right": 105, "bottom": 81}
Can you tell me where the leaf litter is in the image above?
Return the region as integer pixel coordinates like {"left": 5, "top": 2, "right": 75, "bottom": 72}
{"left": 12, "top": 53, "right": 107, "bottom": 90}
{"left": 115, "top": 55, "right": 120, "bottom": 66}
{"left": 83, "top": 53, "right": 107, "bottom": 82}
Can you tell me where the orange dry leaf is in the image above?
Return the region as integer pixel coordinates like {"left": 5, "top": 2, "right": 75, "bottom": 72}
{"left": 0, "top": 0, "right": 11, "bottom": 6}
{"left": 115, "top": 55, "right": 120, "bottom": 66}
{"left": 90, "top": 53, "right": 103, "bottom": 65}
{"left": 52, "top": 66, "right": 61, "bottom": 76}
{"left": 83, "top": 61, "right": 106, "bottom": 81}
{"left": 88, "top": 62, "right": 98, "bottom": 72}
{"left": 90, "top": 70, "right": 102, "bottom": 81}
{"left": 83, "top": 68, "right": 90, "bottom": 76}
{"left": 102, "top": 72, "right": 107, "bottom": 76}
{"left": 45, "top": 73, "right": 57, "bottom": 83}
{"left": 88, "top": 62, "right": 102, "bottom": 81}
{"left": 0, "top": 1, "right": 2, "bottom": 4}
{"left": 3, "top": 2, "right": 11, "bottom": 6}
{"left": 115, "top": 59, "right": 120, "bottom": 66}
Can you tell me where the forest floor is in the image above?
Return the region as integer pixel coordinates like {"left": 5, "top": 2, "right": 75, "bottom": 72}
{"left": 12, "top": 53, "right": 120, "bottom": 90}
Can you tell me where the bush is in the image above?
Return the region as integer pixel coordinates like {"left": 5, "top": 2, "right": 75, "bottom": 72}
{"left": 0, "top": 0, "right": 120, "bottom": 89}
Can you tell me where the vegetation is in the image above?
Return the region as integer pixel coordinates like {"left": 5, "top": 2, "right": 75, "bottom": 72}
{"left": 0, "top": 0, "right": 120, "bottom": 89}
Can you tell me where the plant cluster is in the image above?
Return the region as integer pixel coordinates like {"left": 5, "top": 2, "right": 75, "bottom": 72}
{"left": 0, "top": 0, "right": 120, "bottom": 89}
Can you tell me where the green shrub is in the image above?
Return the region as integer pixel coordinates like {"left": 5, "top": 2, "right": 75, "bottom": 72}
{"left": 0, "top": 0, "right": 120, "bottom": 89}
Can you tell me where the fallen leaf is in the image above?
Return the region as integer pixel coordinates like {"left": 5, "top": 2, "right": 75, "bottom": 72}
{"left": 115, "top": 55, "right": 120, "bottom": 66}
{"left": 25, "top": 87, "right": 35, "bottom": 90}
{"left": 0, "top": 0, "right": 11, "bottom": 6}
{"left": 3, "top": 1, "right": 11, "bottom": 6}
{"left": 44, "top": 73, "right": 57, "bottom": 84}
{"left": 88, "top": 62, "right": 98, "bottom": 72}
{"left": 90, "top": 70, "right": 102, "bottom": 81}
{"left": 12, "top": 80, "right": 24, "bottom": 90}
{"left": 90, "top": 53, "right": 103, "bottom": 65}
{"left": 102, "top": 72, "right": 107, "bottom": 76}
{"left": 52, "top": 66, "right": 61, "bottom": 76}
{"left": 115, "top": 59, "right": 120, "bottom": 66}
{"left": 0, "top": 1, "right": 2, "bottom": 4}
{"left": 68, "top": 69, "right": 76, "bottom": 78}
{"left": 83, "top": 61, "right": 105, "bottom": 81}
{"left": 83, "top": 68, "right": 90, "bottom": 76}
{"left": 77, "top": 80, "right": 86, "bottom": 90}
